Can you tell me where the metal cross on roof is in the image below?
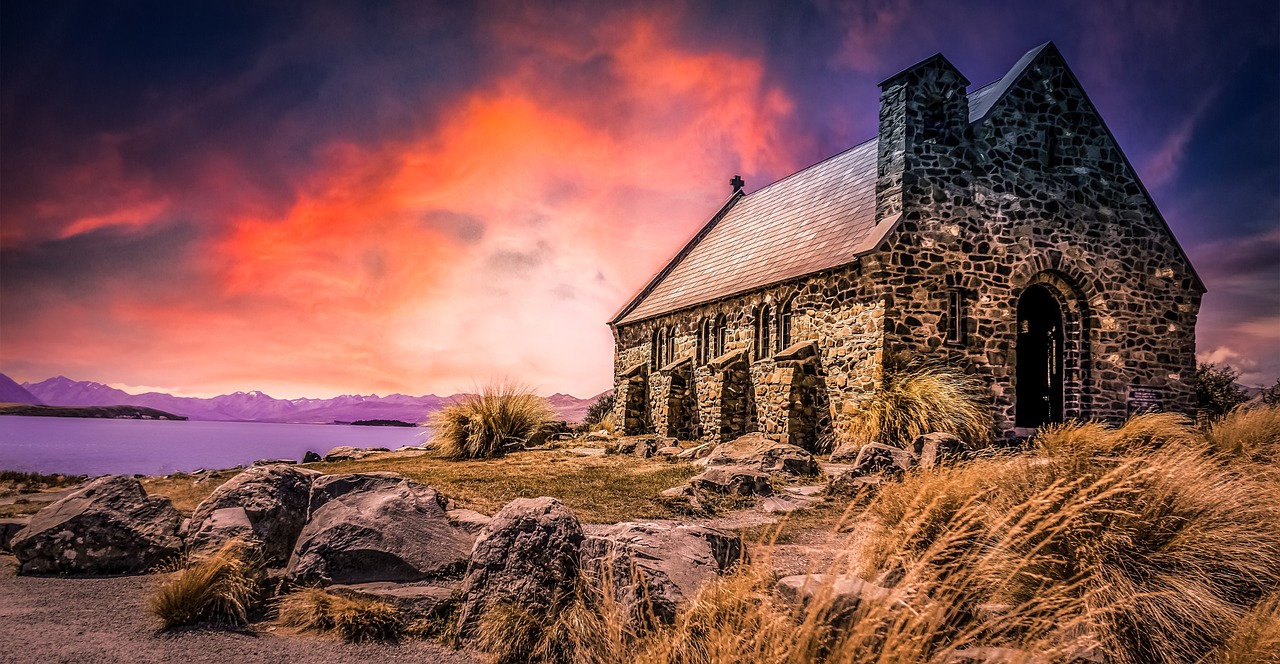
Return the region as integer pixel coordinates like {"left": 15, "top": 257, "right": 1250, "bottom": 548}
{"left": 730, "top": 175, "right": 745, "bottom": 193}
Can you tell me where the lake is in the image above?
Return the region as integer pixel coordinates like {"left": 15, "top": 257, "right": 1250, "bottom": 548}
{"left": 0, "top": 417, "right": 431, "bottom": 476}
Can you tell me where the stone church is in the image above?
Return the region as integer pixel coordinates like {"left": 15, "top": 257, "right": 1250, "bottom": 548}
{"left": 608, "top": 43, "right": 1202, "bottom": 447}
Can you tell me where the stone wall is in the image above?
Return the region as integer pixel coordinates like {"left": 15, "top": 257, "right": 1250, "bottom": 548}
{"left": 612, "top": 265, "right": 886, "bottom": 448}
{"left": 869, "top": 48, "right": 1201, "bottom": 434}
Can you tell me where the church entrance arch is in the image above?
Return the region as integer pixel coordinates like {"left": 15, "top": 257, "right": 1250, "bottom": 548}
{"left": 1016, "top": 284, "right": 1065, "bottom": 428}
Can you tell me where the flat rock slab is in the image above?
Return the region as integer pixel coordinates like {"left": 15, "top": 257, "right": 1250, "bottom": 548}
{"left": 287, "top": 473, "right": 474, "bottom": 585}
{"left": 328, "top": 580, "right": 461, "bottom": 622}
{"left": 697, "top": 433, "right": 819, "bottom": 476}
{"left": 784, "top": 485, "right": 826, "bottom": 497}
{"left": 760, "top": 494, "right": 822, "bottom": 514}
{"left": 446, "top": 508, "right": 492, "bottom": 535}
{"left": 567, "top": 447, "right": 605, "bottom": 457}
{"left": 690, "top": 465, "right": 773, "bottom": 496}
{"left": 774, "top": 573, "right": 892, "bottom": 616}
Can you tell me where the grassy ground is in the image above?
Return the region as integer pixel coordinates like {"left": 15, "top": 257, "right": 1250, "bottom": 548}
{"left": 306, "top": 449, "right": 700, "bottom": 524}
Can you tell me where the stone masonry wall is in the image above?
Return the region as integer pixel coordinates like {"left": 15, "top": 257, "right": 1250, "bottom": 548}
{"left": 612, "top": 265, "right": 886, "bottom": 448}
{"left": 871, "top": 50, "right": 1202, "bottom": 434}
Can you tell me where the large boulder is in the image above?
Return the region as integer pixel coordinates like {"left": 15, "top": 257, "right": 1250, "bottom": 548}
{"left": 912, "top": 432, "right": 966, "bottom": 468}
{"left": 10, "top": 475, "right": 182, "bottom": 575}
{"left": 689, "top": 465, "right": 773, "bottom": 496}
{"left": 698, "top": 433, "right": 819, "bottom": 476}
{"left": 188, "top": 464, "right": 318, "bottom": 564}
{"left": 829, "top": 440, "right": 868, "bottom": 464}
{"left": 774, "top": 573, "right": 892, "bottom": 621}
{"left": 851, "top": 442, "right": 917, "bottom": 475}
{"left": 455, "top": 497, "right": 583, "bottom": 637}
{"left": 286, "top": 473, "right": 474, "bottom": 585}
{"left": 582, "top": 521, "right": 745, "bottom": 629}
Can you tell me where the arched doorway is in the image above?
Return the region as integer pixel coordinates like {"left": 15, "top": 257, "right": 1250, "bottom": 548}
{"left": 1017, "top": 285, "right": 1065, "bottom": 428}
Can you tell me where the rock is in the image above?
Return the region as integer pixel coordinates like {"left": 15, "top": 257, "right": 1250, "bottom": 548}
{"left": 582, "top": 521, "right": 745, "bottom": 629}
{"left": 689, "top": 465, "right": 773, "bottom": 496}
{"left": 0, "top": 517, "right": 31, "bottom": 552}
{"left": 851, "top": 442, "right": 917, "bottom": 475}
{"left": 656, "top": 446, "right": 684, "bottom": 457}
{"left": 945, "top": 647, "right": 1048, "bottom": 663}
{"left": 585, "top": 430, "right": 611, "bottom": 442}
{"left": 912, "top": 432, "right": 966, "bottom": 468}
{"left": 829, "top": 441, "right": 866, "bottom": 463}
{"left": 657, "top": 485, "right": 704, "bottom": 513}
{"left": 328, "top": 580, "right": 461, "bottom": 622}
{"left": 774, "top": 574, "right": 891, "bottom": 619}
{"left": 253, "top": 458, "right": 297, "bottom": 466}
{"left": 287, "top": 473, "right": 474, "bottom": 585}
{"left": 698, "top": 433, "right": 819, "bottom": 476}
{"left": 567, "top": 447, "right": 605, "bottom": 457}
{"left": 302, "top": 450, "right": 323, "bottom": 463}
{"left": 632, "top": 437, "right": 660, "bottom": 458}
{"left": 446, "top": 508, "right": 492, "bottom": 535}
{"left": 10, "top": 475, "right": 182, "bottom": 575}
{"left": 675, "top": 443, "right": 712, "bottom": 460}
{"left": 456, "top": 497, "right": 583, "bottom": 637}
{"left": 188, "top": 465, "right": 318, "bottom": 565}
{"left": 828, "top": 470, "right": 883, "bottom": 495}
{"left": 785, "top": 485, "right": 826, "bottom": 497}
{"left": 323, "top": 446, "right": 360, "bottom": 462}
{"left": 760, "top": 494, "right": 821, "bottom": 513}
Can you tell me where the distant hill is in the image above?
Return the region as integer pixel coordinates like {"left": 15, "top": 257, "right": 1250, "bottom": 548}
{"left": 0, "top": 403, "right": 186, "bottom": 420}
{"left": 0, "top": 373, "right": 42, "bottom": 405}
{"left": 21, "top": 375, "right": 606, "bottom": 424}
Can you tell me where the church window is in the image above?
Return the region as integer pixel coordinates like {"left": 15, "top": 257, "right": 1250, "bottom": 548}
{"left": 713, "top": 314, "right": 727, "bottom": 359}
{"left": 946, "top": 289, "right": 966, "bottom": 345}
{"left": 778, "top": 298, "right": 794, "bottom": 349}
{"left": 697, "top": 318, "right": 710, "bottom": 365}
{"left": 754, "top": 305, "right": 774, "bottom": 361}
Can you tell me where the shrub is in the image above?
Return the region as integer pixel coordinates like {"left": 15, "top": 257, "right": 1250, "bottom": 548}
{"left": 582, "top": 392, "right": 617, "bottom": 429}
{"left": 428, "top": 382, "right": 555, "bottom": 459}
{"left": 474, "top": 576, "right": 625, "bottom": 664}
{"left": 1197, "top": 362, "right": 1250, "bottom": 419}
{"left": 843, "top": 359, "right": 991, "bottom": 450}
{"left": 1204, "top": 404, "right": 1280, "bottom": 463}
{"left": 148, "top": 539, "right": 262, "bottom": 628}
{"left": 276, "top": 588, "right": 403, "bottom": 643}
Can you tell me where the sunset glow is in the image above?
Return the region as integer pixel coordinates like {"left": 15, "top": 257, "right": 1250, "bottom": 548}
{"left": 2, "top": 1, "right": 1277, "bottom": 398}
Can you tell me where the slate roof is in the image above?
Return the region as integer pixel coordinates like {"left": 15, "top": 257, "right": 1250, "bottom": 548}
{"left": 610, "top": 43, "right": 1049, "bottom": 326}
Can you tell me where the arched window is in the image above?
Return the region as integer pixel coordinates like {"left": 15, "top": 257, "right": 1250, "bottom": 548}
{"left": 778, "top": 298, "right": 794, "bottom": 350}
{"left": 655, "top": 328, "right": 667, "bottom": 368}
{"left": 665, "top": 327, "right": 675, "bottom": 366}
{"left": 651, "top": 328, "right": 660, "bottom": 369}
{"left": 713, "top": 314, "right": 726, "bottom": 358}
{"left": 754, "top": 305, "right": 773, "bottom": 361}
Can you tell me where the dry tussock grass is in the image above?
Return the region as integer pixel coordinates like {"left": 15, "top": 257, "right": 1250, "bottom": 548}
{"left": 428, "top": 382, "right": 556, "bottom": 459}
{"left": 1205, "top": 404, "right": 1280, "bottom": 463}
{"left": 148, "top": 539, "right": 262, "bottom": 628}
{"left": 276, "top": 588, "right": 404, "bottom": 643}
{"left": 464, "top": 406, "right": 1280, "bottom": 664}
{"left": 842, "top": 360, "right": 991, "bottom": 450}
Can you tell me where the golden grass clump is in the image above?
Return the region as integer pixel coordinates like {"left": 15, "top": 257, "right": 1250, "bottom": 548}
{"left": 428, "top": 382, "right": 555, "bottom": 459}
{"left": 474, "top": 577, "right": 627, "bottom": 664}
{"left": 148, "top": 539, "right": 262, "bottom": 628}
{"left": 843, "top": 360, "right": 991, "bottom": 451}
{"left": 1217, "top": 593, "right": 1280, "bottom": 664}
{"left": 1205, "top": 404, "right": 1280, "bottom": 463}
{"left": 276, "top": 588, "right": 404, "bottom": 643}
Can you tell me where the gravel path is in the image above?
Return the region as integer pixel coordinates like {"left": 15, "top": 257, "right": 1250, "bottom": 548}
{"left": 0, "top": 555, "right": 479, "bottom": 664}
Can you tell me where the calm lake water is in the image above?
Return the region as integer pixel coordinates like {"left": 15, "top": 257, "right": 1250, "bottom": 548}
{"left": 0, "top": 417, "right": 431, "bottom": 476}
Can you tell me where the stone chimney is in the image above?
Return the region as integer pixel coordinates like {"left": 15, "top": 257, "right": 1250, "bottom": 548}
{"left": 875, "top": 53, "right": 970, "bottom": 223}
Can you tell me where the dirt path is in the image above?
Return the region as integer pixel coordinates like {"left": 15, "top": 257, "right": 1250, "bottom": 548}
{"left": 0, "top": 555, "right": 479, "bottom": 664}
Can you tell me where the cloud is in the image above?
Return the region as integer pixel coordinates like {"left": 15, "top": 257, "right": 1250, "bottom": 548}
{"left": 1140, "top": 88, "right": 1217, "bottom": 189}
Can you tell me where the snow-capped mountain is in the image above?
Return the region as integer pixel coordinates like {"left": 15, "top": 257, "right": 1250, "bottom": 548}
{"left": 18, "top": 375, "right": 604, "bottom": 424}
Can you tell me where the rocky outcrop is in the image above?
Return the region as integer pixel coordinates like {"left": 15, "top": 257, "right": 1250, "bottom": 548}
{"left": 689, "top": 465, "right": 773, "bottom": 496}
{"left": 829, "top": 440, "right": 867, "bottom": 464}
{"left": 455, "top": 497, "right": 583, "bottom": 636}
{"left": 188, "top": 464, "right": 318, "bottom": 564}
{"left": 698, "top": 433, "right": 819, "bottom": 476}
{"left": 287, "top": 473, "right": 474, "bottom": 585}
{"left": 446, "top": 508, "right": 492, "bottom": 535}
{"left": 10, "top": 475, "right": 182, "bottom": 575}
{"left": 851, "top": 442, "right": 917, "bottom": 475}
{"left": 582, "top": 521, "right": 745, "bottom": 628}
{"left": 675, "top": 443, "right": 712, "bottom": 460}
{"left": 912, "top": 432, "right": 966, "bottom": 468}
{"left": 302, "top": 450, "right": 323, "bottom": 463}
{"left": 322, "top": 446, "right": 359, "bottom": 462}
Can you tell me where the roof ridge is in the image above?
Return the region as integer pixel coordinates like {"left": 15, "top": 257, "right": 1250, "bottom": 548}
{"left": 740, "top": 136, "right": 877, "bottom": 200}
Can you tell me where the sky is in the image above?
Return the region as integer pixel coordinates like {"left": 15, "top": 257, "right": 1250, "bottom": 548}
{"left": 1, "top": 0, "right": 1277, "bottom": 399}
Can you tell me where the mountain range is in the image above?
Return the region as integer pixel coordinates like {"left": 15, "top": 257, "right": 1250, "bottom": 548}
{"left": 10, "top": 374, "right": 604, "bottom": 424}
